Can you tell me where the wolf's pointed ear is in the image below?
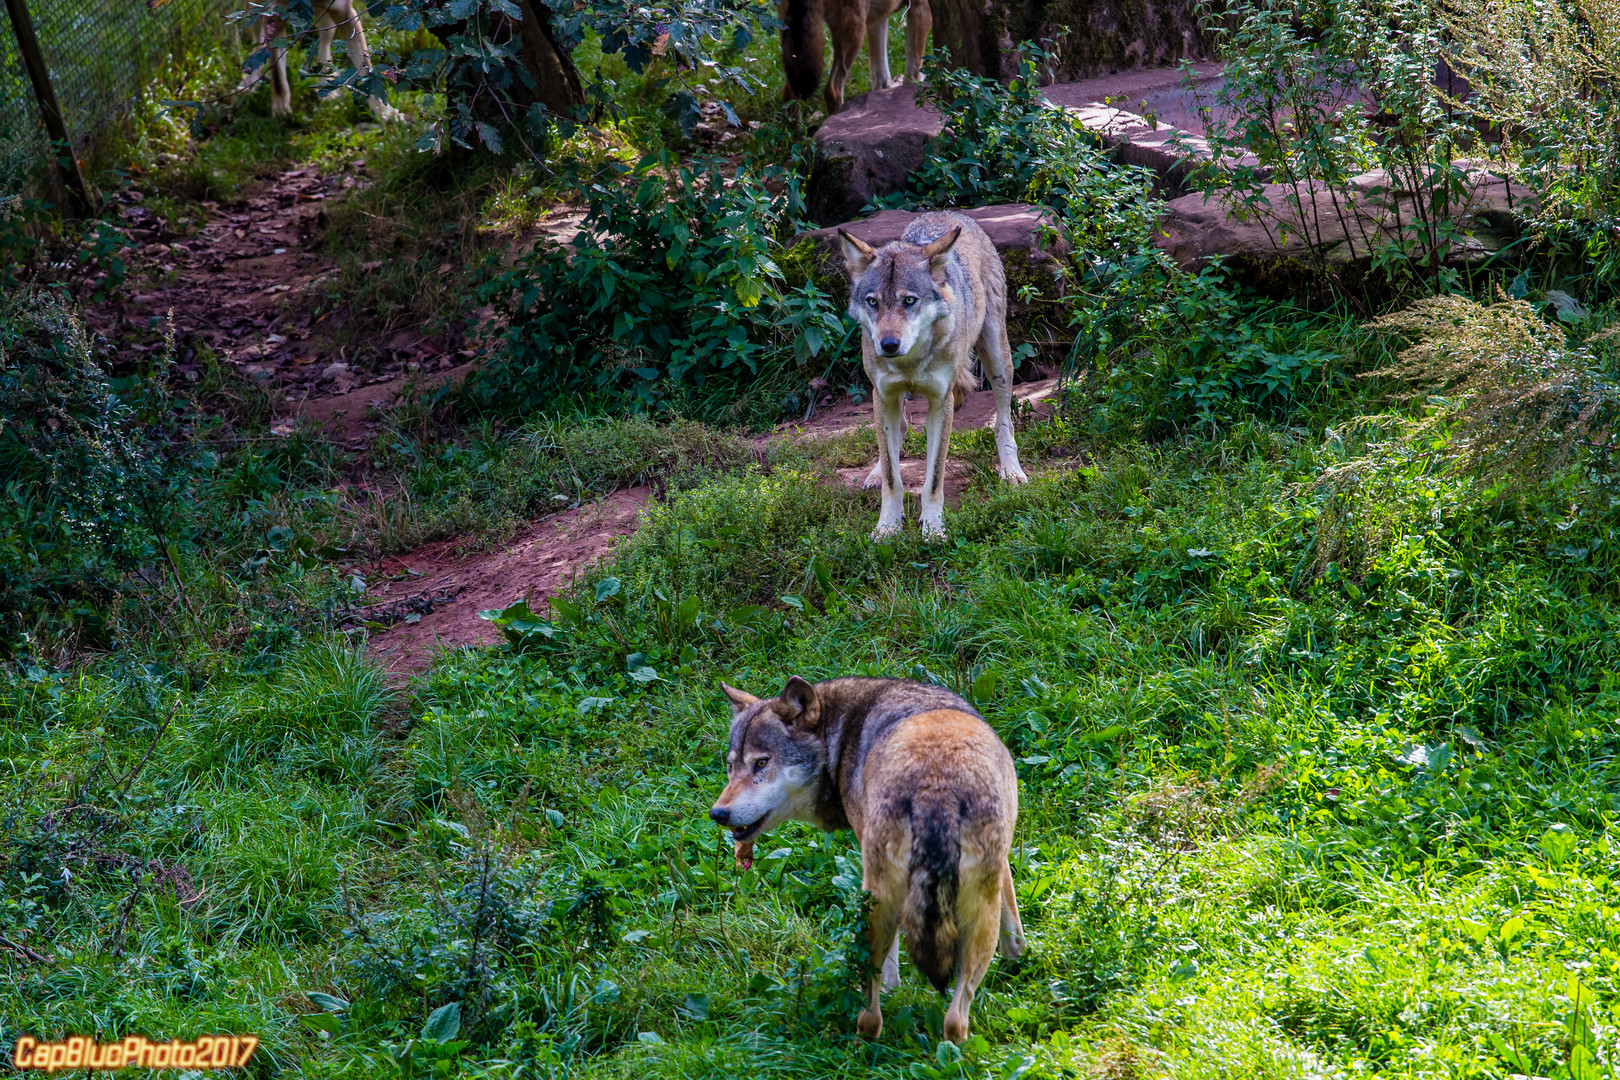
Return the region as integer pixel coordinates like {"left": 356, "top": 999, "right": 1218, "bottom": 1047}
{"left": 775, "top": 675, "right": 822, "bottom": 730}
{"left": 839, "top": 228, "right": 877, "bottom": 279}
{"left": 922, "top": 226, "right": 961, "bottom": 280}
{"left": 721, "top": 682, "right": 760, "bottom": 715}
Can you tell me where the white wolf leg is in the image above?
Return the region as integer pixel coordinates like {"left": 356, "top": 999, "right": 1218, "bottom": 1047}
{"left": 882, "top": 935, "right": 900, "bottom": 989}
{"left": 872, "top": 389, "right": 907, "bottom": 538}
{"left": 321, "top": 0, "right": 404, "bottom": 121}
{"left": 918, "top": 385, "right": 955, "bottom": 539}
{"left": 904, "top": 0, "right": 930, "bottom": 83}
{"left": 866, "top": 19, "right": 892, "bottom": 90}
{"left": 998, "top": 859, "right": 1026, "bottom": 958}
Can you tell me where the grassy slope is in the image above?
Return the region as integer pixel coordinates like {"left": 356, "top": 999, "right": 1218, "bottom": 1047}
{"left": 5, "top": 403, "right": 1619, "bottom": 1079}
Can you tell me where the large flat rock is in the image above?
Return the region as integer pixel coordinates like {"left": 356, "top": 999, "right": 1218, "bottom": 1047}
{"left": 1155, "top": 167, "right": 1529, "bottom": 271}
{"left": 807, "top": 86, "right": 943, "bottom": 226}
{"left": 804, "top": 65, "right": 1528, "bottom": 284}
{"left": 795, "top": 203, "right": 1061, "bottom": 255}
{"left": 807, "top": 65, "right": 1229, "bottom": 218}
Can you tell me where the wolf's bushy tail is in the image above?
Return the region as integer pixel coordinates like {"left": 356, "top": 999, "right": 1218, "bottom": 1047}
{"left": 900, "top": 802, "right": 960, "bottom": 992}
{"left": 780, "top": 0, "right": 823, "bottom": 101}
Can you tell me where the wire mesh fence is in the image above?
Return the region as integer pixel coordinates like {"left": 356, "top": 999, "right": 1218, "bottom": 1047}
{"left": 2, "top": 0, "right": 240, "bottom": 177}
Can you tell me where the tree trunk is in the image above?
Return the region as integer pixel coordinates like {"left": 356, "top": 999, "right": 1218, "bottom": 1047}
{"left": 513, "top": 0, "right": 585, "bottom": 114}
{"left": 930, "top": 0, "right": 1215, "bottom": 83}
{"left": 430, "top": 1, "right": 585, "bottom": 118}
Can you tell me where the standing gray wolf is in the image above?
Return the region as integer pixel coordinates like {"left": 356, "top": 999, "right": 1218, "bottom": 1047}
{"left": 708, "top": 676, "right": 1026, "bottom": 1044}
{"left": 839, "top": 211, "right": 1028, "bottom": 540}
{"left": 239, "top": 1, "right": 404, "bottom": 122}
{"left": 780, "top": 0, "right": 931, "bottom": 114}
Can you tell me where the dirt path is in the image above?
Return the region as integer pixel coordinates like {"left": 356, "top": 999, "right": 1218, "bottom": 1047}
{"left": 89, "top": 164, "right": 469, "bottom": 443}
{"left": 368, "top": 377, "right": 1063, "bottom": 673}
{"left": 89, "top": 164, "right": 1065, "bottom": 673}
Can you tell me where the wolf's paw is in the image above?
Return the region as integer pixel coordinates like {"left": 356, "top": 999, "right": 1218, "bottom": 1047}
{"left": 999, "top": 463, "right": 1029, "bottom": 485}
{"left": 862, "top": 464, "right": 883, "bottom": 489}
{"left": 369, "top": 98, "right": 406, "bottom": 123}
{"left": 919, "top": 519, "right": 948, "bottom": 542}
{"left": 942, "top": 1013, "right": 969, "bottom": 1045}
{"left": 998, "top": 931, "right": 1026, "bottom": 959}
{"left": 871, "top": 522, "right": 902, "bottom": 541}
{"left": 857, "top": 1007, "right": 883, "bottom": 1039}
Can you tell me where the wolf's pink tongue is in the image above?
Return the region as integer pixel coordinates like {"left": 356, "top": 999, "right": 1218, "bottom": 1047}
{"left": 734, "top": 839, "right": 755, "bottom": 871}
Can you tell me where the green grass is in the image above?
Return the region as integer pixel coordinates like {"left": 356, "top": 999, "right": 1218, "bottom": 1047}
{"left": 9, "top": 20, "right": 1620, "bottom": 1078}
{"left": 6, "top": 397, "right": 1620, "bottom": 1078}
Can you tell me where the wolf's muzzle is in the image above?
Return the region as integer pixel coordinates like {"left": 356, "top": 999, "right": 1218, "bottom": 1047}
{"left": 709, "top": 805, "right": 732, "bottom": 825}
{"left": 879, "top": 336, "right": 902, "bottom": 355}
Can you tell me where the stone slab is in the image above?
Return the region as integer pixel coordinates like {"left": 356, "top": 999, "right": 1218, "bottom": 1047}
{"left": 1155, "top": 167, "right": 1531, "bottom": 271}
{"left": 795, "top": 203, "right": 1059, "bottom": 253}
{"left": 807, "top": 85, "right": 943, "bottom": 226}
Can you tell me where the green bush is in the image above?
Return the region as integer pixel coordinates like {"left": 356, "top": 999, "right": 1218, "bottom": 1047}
{"left": 472, "top": 151, "right": 848, "bottom": 422}
{"left": 0, "top": 289, "right": 178, "bottom": 652}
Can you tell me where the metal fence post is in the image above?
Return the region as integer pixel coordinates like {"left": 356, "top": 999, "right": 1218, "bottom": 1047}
{"left": 3, "top": 0, "right": 97, "bottom": 215}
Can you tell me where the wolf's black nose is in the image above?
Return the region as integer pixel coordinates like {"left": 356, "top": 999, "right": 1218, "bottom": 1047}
{"left": 709, "top": 806, "right": 731, "bottom": 825}
{"left": 880, "top": 336, "right": 901, "bottom": 355}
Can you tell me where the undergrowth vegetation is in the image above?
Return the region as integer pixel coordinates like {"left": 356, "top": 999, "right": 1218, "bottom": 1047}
{"left": 8, "top": 1, "right": 1620, "bottom": 1077}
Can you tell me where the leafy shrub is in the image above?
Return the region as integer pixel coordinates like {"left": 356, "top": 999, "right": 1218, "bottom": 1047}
{"left": 473, "top": 152, "right": 847, "bottom": 421}
{"left": 1440, "top": 0, "right": 1620, "bottom": 286}
{"left": 0, "top": 290, "right": 180, "bottom": 653}
{"left": 885, "top": 41, "right": 1165, "bottom": 257}
{"left": 1195, "top": 0, "right": 1497, "bottom": 294}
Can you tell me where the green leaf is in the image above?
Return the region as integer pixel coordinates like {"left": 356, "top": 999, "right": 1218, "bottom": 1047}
{"left": 545, "top": 809, "right": 566, "bottom": 829}
{"left": 596, "top": 577, "right": 622, "bottom": 603}
{"left": 307, "top": 992, "right": 350, "bottom": 1013}
{"left": 422, "top": 1002, "right": 461, "bottom": 1043}
{"left": 300, "top": 1012, "right": 340, "bottom": 1034}
{"left": 551, "top": 596, "right": 584, "bottom": 626}
{"left": 1541, "top": 822, "right": 1578, "bottom": 866}
{"left": 970, "top": 667, "right": 1001, "bottom": 705}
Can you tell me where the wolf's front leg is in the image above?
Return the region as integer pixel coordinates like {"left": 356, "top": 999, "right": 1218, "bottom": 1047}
{"left": 918, "top": 388, "right": 955, "bottom": 539}
{"left": 872, "top": 391, "right": 907, "bottom": 539}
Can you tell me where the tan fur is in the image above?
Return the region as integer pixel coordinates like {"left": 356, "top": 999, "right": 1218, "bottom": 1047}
{"left": 708, "top": 678, "right": 1025, "bottom": 1045}
{"left": 852, "top": 709, "right": 1019, "bottom": 1043}
{"left": 780, "top": 0, "right": 932, "bottom": 114}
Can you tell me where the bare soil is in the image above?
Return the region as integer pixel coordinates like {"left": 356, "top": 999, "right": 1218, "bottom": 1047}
{"left": 87, "top": 163, "right": 471, "bottom": 444}
{"left": 368, "top": 377, "right": 1063, "bottom": 673}
{"left": 366, "top": 487, "right": 653, "bottom": 673}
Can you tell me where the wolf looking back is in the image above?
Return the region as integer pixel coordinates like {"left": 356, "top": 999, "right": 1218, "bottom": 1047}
{"left": 708, "top": 676, "right": 1026, "bottom": 1044}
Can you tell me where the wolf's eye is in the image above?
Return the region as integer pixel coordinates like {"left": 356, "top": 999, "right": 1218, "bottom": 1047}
{"left": 903, "top": 296, "right": 917, "bottom": 307}
{"left": 865, "top": 296, "right": 878, "bottom": 308}
{"left": 752, "top": 756, "right": 770, "bottom": 774}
